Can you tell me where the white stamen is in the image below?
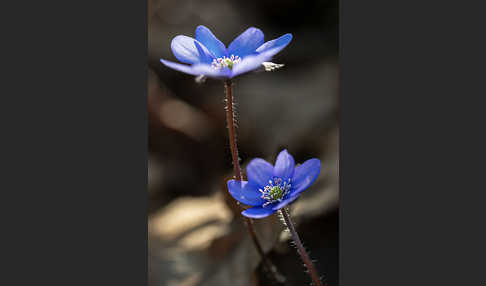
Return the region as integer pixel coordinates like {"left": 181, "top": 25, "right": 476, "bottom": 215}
{"left": 211, "top": 55, "right": 241, "bottom": 69}
{"left": 260, "top": 177, "right": 292, "bottom": 207}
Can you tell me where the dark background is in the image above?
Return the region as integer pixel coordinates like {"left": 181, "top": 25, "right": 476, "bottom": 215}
{"left": 148, "top": 0, "right": 339, "bottom": 285}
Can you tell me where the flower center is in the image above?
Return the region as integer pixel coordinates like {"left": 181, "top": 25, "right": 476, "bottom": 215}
{"left": 211, "top": 55, "right": 241, "bottom": 70}
{"left": 259, "top": 177, "right": 292, "bottom": 207}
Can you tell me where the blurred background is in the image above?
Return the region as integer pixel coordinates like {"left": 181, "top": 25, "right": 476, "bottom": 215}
{"left": 148, "top": 0, "right": 339, "bottom": 285}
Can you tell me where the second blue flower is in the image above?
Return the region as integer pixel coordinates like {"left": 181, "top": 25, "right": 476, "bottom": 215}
{"left": 227, "top": 149, "right": 321, "bottom": 218}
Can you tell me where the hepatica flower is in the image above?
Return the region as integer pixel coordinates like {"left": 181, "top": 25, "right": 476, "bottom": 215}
{"left": 160, "top": 25, "right": 292, "bottom": 79}
{"left": 227, "top": 150, "right": 321, "bottom": 218}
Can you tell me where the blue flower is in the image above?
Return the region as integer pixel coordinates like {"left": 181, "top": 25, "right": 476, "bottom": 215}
{"left": 227, "top": 149, "right": 321, "bottom": 219}
{"left": 160, "top": 25, "right": 292, "bottom": 79}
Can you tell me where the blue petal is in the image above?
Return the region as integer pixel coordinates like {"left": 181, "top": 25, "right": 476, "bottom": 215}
{"left": 273, "top": 149, "right": 295, "bottom": 180}
{"left": 256, "top": 33, "right": 293, "bottom": 58}
{"left": 194, "top": 41, "right": 214, "bottom": 64}
{"left": 228, "top": 27, "right": 264, "bottom": 58}
{"left": 192, "top": 64, "right": 231, "bottom": 78}
{"left": 227, "top": 180, "right": 265, "bottom": 206}
{"left": 241, "top": 206, "right": 276, "bottom": 219}
{"left": 291, "top": 158, "right": 321, "bottom": 193}
{"left": 160, "top": 59, "right": 230, "bottom": 78}
{"left": 246, "top": 158, "right": 273, "bottom": 188}
{"left": 271, "top": 193, "right": 300, "bottom": 211}
{"left": 230, "top": 50, "right": 274, "bottom": 78}
{"left": 171, "top": 35, "right": 214, "bottom": 64}
{"left": 160, "top": 59, "right": 199, "bottom": 75}
{"left": 195, "top": 25, "right": 227, "bottom": 59}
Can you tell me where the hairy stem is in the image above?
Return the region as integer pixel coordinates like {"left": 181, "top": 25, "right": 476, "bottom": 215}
{"left": 224, "top": 79, "right": 242, "bottom": 181}
{"left": 224, "top": 79, "right": 285, "bottom": 284}
{"left": 281, "top": 207, "right": 323, "bottom": 286}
